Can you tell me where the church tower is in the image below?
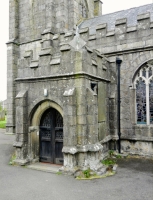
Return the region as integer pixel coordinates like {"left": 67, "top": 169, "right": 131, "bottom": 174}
{"left": 6, "top": 0, "right": 102, "bottom": 134}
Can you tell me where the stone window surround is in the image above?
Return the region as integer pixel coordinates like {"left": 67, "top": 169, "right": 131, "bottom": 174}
{"left": 133, "top": 62, "right": 153, "bottom": 125}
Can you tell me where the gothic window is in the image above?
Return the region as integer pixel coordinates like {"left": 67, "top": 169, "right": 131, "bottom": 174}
{"left": 134, "top": 63, "right": 153, "bottom": 125}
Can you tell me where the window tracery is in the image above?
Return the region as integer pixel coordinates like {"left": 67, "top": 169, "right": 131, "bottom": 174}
{"left": 134, "top": 62, "right": 153, "bottom": 125}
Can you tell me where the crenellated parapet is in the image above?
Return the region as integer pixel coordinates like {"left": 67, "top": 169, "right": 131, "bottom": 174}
{"left": 16, "top": 27, "right": 110, "bottom": 82}
{"left": 16, "top": 9, "right": 153, "bottom": 81}
{"left": 79, "top": 12, "right": 153, "bottom": 54}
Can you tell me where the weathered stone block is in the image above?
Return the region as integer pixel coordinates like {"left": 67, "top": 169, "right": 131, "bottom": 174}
{"left": 98, "top": 122, "right": 107, "bottom": 141}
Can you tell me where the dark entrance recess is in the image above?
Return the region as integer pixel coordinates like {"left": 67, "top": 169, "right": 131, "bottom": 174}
{"left": 39, "top": 108, "right": 63, "bottom": 164}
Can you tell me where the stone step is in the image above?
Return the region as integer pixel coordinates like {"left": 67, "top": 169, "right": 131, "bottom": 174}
{"left": 27, "top": 162, "right": 61, "bottom": 174}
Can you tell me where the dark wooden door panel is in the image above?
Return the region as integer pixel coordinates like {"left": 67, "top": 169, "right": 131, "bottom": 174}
{"left": 40, "top": 141, "right": 53, "bottom": 162}
{"left": 55, "top": 142, "right": 63, "bottom": 164}
{"left": 39, "top": 108, "right": 63, "bottom": 164}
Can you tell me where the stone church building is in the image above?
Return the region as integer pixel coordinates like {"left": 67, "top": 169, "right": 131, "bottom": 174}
{"left": 7, "top": 0, "right": 153, "bottom": 172}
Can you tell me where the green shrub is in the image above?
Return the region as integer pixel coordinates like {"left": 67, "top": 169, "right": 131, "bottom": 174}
{"left": 83, "top": 168, "right": 91, "bottom": 178}
{"left": 116, "top": 154, "right": 122, "bottom": 159}
{"left": 109, "top": 150, "right": 115, "bottom": 157}
{"left": 102, "top": 159, "right": 116, "bottom": 166}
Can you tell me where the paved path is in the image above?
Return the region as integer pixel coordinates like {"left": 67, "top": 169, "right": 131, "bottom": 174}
{"left": 0, "top": 129, "right": 153, "bottom": 200}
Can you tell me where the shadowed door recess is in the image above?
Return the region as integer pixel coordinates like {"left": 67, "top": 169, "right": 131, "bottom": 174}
{"left": 39, "top": 108, "right": 63, "bottom": 164}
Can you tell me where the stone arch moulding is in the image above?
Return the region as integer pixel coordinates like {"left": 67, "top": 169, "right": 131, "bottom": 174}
{"left": 128, "top": 53, "right": 153, "bottom": 125}
{"left": 131, "top": 52, "right": 153, "bottom": 84}
{"left": 132, "top": 58, "right": 153, "bottom": 125}
{"left": 30, "top": 100, "right": 63, "bottom": 127}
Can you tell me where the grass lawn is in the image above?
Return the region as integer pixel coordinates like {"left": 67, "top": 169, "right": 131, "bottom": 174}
{"left": 0, "top": 117, "right": 6, "bottom": 129}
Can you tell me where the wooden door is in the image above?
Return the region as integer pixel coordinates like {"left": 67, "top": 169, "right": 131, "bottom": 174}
{"left": 39, "top": 108, "right": 63, "bottom": 164}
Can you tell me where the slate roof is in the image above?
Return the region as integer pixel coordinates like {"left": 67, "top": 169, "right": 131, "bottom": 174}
{"left": 80, "top": 4, "right": 153, "bottom": 35}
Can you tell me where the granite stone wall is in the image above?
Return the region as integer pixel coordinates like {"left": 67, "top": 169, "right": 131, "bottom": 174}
{"left": 14, "top": 43, "right": 110, "bottom": 169}
{"left": 78, "top": 11, "right": 153, "bottom": 156}
{"left": 7, "top": 1, "right": 153, "bottom": 168}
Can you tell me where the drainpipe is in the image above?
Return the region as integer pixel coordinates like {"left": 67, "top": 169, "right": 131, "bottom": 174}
{"left": 116, "top": 57, "right": 122, "bottom": 154}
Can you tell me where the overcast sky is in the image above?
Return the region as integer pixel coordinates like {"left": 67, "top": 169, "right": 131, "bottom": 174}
{"left": 0, "top": 0, "right": 153, "bottom": 101}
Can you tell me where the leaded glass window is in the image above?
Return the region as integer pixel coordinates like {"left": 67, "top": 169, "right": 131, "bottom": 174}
{"left": 149, "top": 81, "right": 153, "bottom": 124}
{"left": 149, "top": 68, "right": 152, "bottom": 78}
{"left": 142, "top": 69, "right": 146, "bottom": 78}
{"left": 136, "top": 80, "right": 146, "bottom": 124}
{"left": 134, "top": 63, "right": 153, "bottom": 125}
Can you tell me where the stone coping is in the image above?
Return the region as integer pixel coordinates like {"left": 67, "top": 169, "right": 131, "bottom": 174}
{"left": 15, "top": 72, "right": 110, "bottom": 83}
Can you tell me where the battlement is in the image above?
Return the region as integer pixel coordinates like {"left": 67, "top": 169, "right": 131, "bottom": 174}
{"left": 17, "top": 10, "right": 153, "bottom": 70}
{"left": 95, "top": 12, "right": 152, "bottom": 35}
{"left": 78, "top": 11, "right": 153, "bottom": 54}
{"left": 16, "top": 8, "right": 153, "bottom": 67}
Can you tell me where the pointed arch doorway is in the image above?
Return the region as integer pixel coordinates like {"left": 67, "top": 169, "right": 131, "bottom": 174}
{"left": 39, "top": 108, "right": 63, "bottom": 165}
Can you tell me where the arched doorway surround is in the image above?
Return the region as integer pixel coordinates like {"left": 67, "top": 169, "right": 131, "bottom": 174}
{"left": 30, "top": 100, "right": 63, "bottom": 164}
{"left": 31, "top": 100, "right": 63, "bottom": 126}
